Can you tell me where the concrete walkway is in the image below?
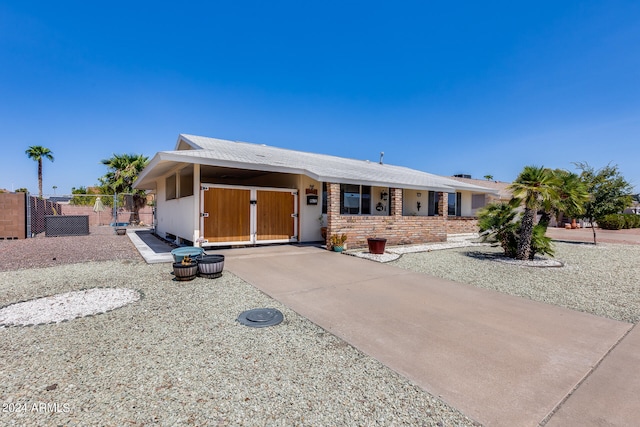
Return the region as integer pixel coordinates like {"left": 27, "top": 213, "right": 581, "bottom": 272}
{"left": 130, "top": 232, "right": 639, "bottom": 426}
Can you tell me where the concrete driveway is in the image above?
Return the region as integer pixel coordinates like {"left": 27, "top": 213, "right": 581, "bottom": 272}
{"left": 220, "top": 245, "right": 635, "bottom": 427}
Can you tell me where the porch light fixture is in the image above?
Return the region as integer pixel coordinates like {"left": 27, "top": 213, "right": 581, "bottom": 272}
{"left": 380, "top": 190, "right": 388, "bottom": 201}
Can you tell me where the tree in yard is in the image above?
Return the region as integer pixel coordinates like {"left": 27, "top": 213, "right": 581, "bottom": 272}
{"left": 539, "top": 169, "right": 589, "bottom": 228}
{"left": 508, "top": 166, "right": 561, "bottom": 260}
{"left": 25, "top": 146, "right": 54, "bottom": 198}
{"left": 99, "top": 154, "right": 149, "bottom": 224}
{"left": 574, "top": 162, "right": 633, "bottom": 244}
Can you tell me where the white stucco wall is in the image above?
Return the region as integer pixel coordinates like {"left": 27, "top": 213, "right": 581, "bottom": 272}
{"left": 403, "top": 190, "right": 430, "bottom": 216}
{"left": 298, "top": 176, "right": 324, "bottom": 242}
{"left": 460, "top": 191, "right": 472, "bottom": 216}
{"left": 155, "top": 177, "right": 196, "bottom": 244}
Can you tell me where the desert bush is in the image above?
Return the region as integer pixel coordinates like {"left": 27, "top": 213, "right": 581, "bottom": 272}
{"left": 598, "top": 214, "right": 640, "bottom": 229}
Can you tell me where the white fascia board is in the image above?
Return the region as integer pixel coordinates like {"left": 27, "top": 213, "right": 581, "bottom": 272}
{"left": 313, "top": 175, "right": 453, "bottom": 192}
{"left": 449, "top": 183, "right": 501, "bottom": 195}
{"left": 133, "top": 153, "right": 163, "bottom": 190}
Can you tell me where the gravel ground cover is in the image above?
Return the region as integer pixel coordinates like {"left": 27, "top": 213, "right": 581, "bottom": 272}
{"left": 390, "top": 242, "right": 640, "bottom": 324}
{"left": 0, "top": 230, "right": 477, "bottom": 426}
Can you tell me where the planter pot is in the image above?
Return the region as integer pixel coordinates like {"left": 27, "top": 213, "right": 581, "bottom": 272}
{"left": 173, "top": 262, "right": 198, "bottom": 281}
{"left": 115, "top": 228, "right": 127, "bottom": 236}
{"left": 367, "top": 238, "right": 387, "bottom": 254}
{"left": 171, "top": 247, "right": 205, "bottom": 263}
{"left": 198, "top": 254, "right": 225, "bottom": 279}
{"left": 333, "top": 245, "right": 344, "bottom": 253}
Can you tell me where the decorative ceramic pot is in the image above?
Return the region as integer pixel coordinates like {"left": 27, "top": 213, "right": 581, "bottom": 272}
{"left": 367, "top": 238, "right": 387, "bottom": 254}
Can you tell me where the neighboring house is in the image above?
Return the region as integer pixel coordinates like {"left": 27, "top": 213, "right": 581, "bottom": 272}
{"left": 449, "top": 175, "right": 512, "bottom": 206}
{"left": 624, "top": 203, "right": 640, "bottom": 215}
{"left": 134, "top": 134, "right": 497, "bottom": 249}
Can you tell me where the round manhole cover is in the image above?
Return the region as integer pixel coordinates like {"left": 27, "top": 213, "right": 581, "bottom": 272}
{"left": 237, "top": 308, "right": 283, "bottom": 328}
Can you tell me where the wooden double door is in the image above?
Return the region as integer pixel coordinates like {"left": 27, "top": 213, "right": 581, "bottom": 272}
{"left": 201, "top": 185, "right": 298, "bottom": 245}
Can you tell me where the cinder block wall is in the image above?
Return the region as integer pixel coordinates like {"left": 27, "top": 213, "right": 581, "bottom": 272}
{"left": 60, "top": 205, "right": 153, "bottom": 226}
{"left": 0, "top": 193, "right": 27, "bottom": 240}
{"left": 326, "top": 185, "right": 448, "bottom": 249}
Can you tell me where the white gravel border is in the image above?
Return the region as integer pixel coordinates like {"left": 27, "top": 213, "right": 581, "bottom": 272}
{"left": 348, "top": 234, "right": 563, "bottom": 268}
{"left": 347, "top": 234, "right": 490, "bottom": 263}
{"left": 0, "top": 288, "right": 141, "bottom": 327}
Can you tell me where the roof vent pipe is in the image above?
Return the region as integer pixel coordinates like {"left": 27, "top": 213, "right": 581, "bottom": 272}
{"left": 379, "top": 152, "right": 384, "bottom": 165}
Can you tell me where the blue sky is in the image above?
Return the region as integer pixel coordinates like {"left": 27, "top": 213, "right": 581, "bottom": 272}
{"left": 1, "top": 1, "right": 639, "bottom": 195}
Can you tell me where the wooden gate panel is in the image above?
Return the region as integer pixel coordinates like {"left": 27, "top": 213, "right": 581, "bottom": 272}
{"left": 203, "top": 188, "right": 251, "bottom": 242}
{"left": 256, "top": 190, "right": 294, "bottom": 241}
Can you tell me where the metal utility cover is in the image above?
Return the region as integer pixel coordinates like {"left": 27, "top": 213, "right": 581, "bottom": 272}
{"left": 237, "top": 308, "right": 283, "bottom": 328}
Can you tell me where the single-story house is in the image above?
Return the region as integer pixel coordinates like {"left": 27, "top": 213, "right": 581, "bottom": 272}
{"left": 134, "top": 134, "right": 498, "bottom": 249}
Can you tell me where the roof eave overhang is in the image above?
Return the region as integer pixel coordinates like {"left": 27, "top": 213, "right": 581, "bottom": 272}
{"left": 135, "top": 151, "right": 493, "bottom": 195}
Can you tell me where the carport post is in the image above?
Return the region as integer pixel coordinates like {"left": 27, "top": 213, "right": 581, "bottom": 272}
{"left": 193, "top": 164, "right": 201, "bottom": 247}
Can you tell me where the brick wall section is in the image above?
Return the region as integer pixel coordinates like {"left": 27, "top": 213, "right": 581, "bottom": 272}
{"left": 0, "top": 193, "right": 27, "bottom": 239}
{"left": 326, "top": 184, "right": 448, "bottom": 249}
{"left": 446, "top": 217, "right": 479, "bottom": 234}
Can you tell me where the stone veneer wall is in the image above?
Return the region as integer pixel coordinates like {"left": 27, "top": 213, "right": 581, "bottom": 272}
{"left": 326, "top": 184, "right": 449, "bottom": 249}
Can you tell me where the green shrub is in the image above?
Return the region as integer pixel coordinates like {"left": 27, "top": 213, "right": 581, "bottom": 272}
{"left": 625, "top": 214, "right": 640, "bottom": 228}
{"left": 598, "top": 214, "right": 640, "bottom": 229}
{"left": 598, "top": 214, "right": 624, "bottom": 229}
{"left": 530, "top": 224, "right": 554, "bottom": 259}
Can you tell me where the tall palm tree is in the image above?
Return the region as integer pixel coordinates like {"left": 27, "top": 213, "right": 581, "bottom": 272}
{"left": 100, "top": 153, "right": 149, "bottom": 223}
{"left": 508, "top": 166, "right": 561, "bottom": 260}
{"left": 25, "top": 146, "right": 54, "bottom": 198}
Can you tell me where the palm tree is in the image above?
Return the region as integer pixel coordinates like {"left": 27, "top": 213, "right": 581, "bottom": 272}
{"left": 484, "top": 174, "right": 494, "bottom": 181}
{"left": 539, "top": 169, "right": 589, "bottom": 227}
{"left": 25, "top": 146, "right": 54, "bottom": 198}
{"left": 508, "top": 166, "right": 561, "bottom": 260}
{"left": 100, "top": 153, "right": 149, "bottom": 224}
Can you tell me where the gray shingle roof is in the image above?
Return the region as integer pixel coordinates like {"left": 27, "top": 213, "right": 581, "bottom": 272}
{"left": 135, "top": 134, "right": 495, "bottom": 194}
